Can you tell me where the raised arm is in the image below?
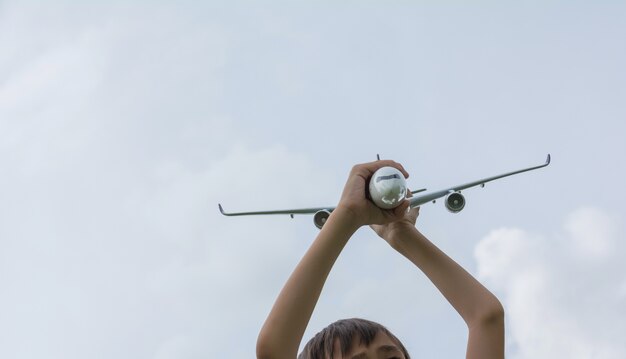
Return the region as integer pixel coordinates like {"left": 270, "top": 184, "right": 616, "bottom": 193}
{"left": 256, "top": 161, "right": 411, "bottom": 359}
{"left": 371, "top": 207, "right": 505, "bottom": 359}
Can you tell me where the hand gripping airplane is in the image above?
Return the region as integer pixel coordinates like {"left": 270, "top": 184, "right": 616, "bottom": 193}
{"left": 219, "top": 154, "right": 551, "bottom": 229}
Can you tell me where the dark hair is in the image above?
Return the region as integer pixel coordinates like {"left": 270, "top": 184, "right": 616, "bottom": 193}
{"left": 298, "top": 318, "right": 410, "bottom": 359}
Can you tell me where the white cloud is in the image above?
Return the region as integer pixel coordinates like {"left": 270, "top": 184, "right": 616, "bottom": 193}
{"left": 475, "top": 207, "right": 626, "bottom": 359}
{"left": 564, "top": 207, "right": 617, "bottom": 260}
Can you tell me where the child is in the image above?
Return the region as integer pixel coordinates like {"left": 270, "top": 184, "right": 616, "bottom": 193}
{"left": 256, "top": 160, "right": 505, "bottom": 359}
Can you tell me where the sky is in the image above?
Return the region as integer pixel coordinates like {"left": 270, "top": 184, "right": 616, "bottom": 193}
{"left": 0, "top": 1, "right": 625, "bottom": 358}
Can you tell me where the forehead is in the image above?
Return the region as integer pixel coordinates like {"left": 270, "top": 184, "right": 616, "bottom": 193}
{"left": 331, "top": 332, "right": 403, "bottom": 359}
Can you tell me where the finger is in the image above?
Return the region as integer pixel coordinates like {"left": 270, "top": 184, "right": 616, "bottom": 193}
{"left": 410, "top": 206, "right": 420, "bottom": 216}
{"left": 352, "top": 160, "right": 409, "bottom": 178}
{"left": 406, "top": 188, "right": 413, "bottom": 198}
{"left": 404, "top": 205, "right": 419, "bottom": 222}
{"left": 391, "top": 200, "right": 410, "bottom": 218}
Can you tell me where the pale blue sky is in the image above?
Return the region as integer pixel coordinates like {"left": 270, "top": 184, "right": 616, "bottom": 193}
{"left": 1, "top": 1, "right": 625, "bottom": 358}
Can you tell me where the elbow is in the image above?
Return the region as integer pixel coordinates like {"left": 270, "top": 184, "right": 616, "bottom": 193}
{"left": 483, "top": 303, "right": 505, "bottom": 326}
{"left": 470, "top": 300, "right": 505, "bottom": 329}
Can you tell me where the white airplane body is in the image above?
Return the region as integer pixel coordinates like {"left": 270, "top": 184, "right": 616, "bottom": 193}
{"left": 219, "top": 154, "right": 551, "bottom": 229}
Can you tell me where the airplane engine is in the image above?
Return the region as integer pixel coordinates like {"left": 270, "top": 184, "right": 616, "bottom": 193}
{"left": 313, "top": 210, "right": 331, "bottom": 229}
{"left": 445, "top": 192, "right": 465, "bottom": 213}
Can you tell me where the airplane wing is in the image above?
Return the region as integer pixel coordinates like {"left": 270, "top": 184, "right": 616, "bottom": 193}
{"left": 218, "top": 204, "right": 335, "bottom": 217}
{"left": 218, "top": 187, "right": 427, "bottom": 218}
{"left": 408, "top": 154, "right": 551, "bottom": 208}
{"left": 218, "top": 155, "right": 550, "bottom": 222}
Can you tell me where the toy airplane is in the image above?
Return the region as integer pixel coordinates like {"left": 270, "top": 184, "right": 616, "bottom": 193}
{"left": 219, "top": 154, "right": 551, "bottom": 229}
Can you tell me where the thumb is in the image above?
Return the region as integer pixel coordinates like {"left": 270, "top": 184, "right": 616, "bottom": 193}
{"left": 391, "top": 200, "right": 410, "bottom": 219}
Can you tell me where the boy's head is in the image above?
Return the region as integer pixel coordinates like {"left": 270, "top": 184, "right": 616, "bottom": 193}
{"left": 298, "top": 318, "right": 410, "bottom": 359}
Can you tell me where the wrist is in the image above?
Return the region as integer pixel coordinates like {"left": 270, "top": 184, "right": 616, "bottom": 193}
{"left": 385, "top": 225, "right": 420, "bottom": 250}
{"left": 328, "top": 206, "right": 362, "bottom": 233}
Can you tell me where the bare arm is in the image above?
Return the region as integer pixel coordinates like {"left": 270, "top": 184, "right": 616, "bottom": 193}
{"left": 372, "top": 207, "right": 504, "bottom": 359}
{"left": 256, "top": 209, "right": 357, "bottom": 359}
{"left": 256, "top": 161, "right": 411, "bottom": 359}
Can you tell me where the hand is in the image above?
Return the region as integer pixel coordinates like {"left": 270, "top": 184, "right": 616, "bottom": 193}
{"left": 370, "top": 190, "right": 420, "bottom": 247}
{"left": 336, "top": 160, "right": 411, "bottom": 228}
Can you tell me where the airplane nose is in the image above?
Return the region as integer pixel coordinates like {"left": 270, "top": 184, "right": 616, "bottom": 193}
{"left": 369, "top": 167, "right": 407, "bottom": 209}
